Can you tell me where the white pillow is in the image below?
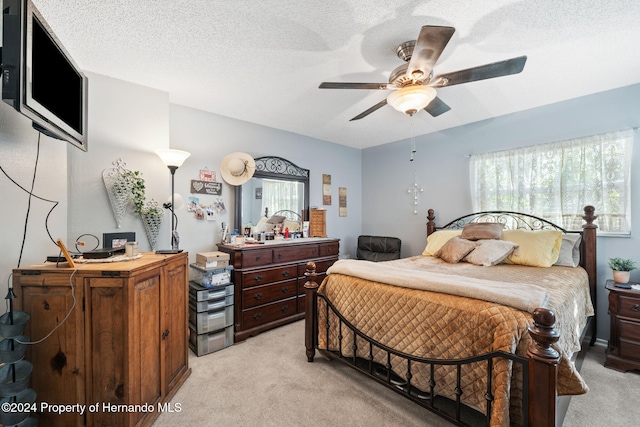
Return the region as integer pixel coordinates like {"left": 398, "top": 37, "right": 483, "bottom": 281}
{"left": 553, "top": 234, "right": 581, "bottom": 267}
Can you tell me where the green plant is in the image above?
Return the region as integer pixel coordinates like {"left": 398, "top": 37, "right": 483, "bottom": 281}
{"left": 608, "top": 257, "right": 637, "bottom": 272}
{"left": 117, "top": 170, "right": 163, "bottom": 217}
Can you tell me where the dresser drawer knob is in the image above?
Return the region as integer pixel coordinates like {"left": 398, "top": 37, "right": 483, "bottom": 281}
{"left": 282, "top": 270, "right": 290, "bottom": 277}
{"left": 277, "top": 253, "right": 283, "bottom": 259}
{"left": 281, "top": 287, "right": 289, "bottom": 293}
{"left": 253, "top": 292, "right": 263, "bottom": 300}
{"left": 633, "top": 304, "right": 639, "bottom": 312}
{"left": 254, "top": 274, "right": 263, "bottom": 282}
{"left": 255, "top": 256, "right": 261, "bottom": 262}
{"left": 281, "top": 305, "right": 289, "bottom": 312}
{"left": 253, "top": 313, "right": 262, "bottom": 320}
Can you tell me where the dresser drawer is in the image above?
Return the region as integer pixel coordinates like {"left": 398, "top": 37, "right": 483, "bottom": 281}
{"left": 618, "top": 318, "right": 640, "bottom": 341}
{"left": 241, "top": 265, "right": 297, "bottom": 288}
{"left": 242, "top": 297, "right": 297, "bottom": 329}
{"left": 619, "top": 295, "right": 640, "bottom": 320}
{"left": 618, "top": 337, "right": 640, "bottom": 361}
{"left": 298, "top": 258, "right": 336, "bottom": 277}
{"left": 242, "top": 279, "right": 298, "bottom": 309}
{"left": 240, "top": 249, "right": 273, "bottom": 268}
{"left": 319, "top": 242, "right": 339, "bottom": 257}
{"left": 273, "top": 245, "right": 318, "bottom": 263}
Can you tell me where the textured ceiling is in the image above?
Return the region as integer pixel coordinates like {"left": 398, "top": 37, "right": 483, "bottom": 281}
{"left": 32, "top": 0, "right": 640, "bottom": 149}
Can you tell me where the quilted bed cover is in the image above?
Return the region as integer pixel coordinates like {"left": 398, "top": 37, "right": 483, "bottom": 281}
{"left": 316, "top": 255, "right": 594, "bottom": 427}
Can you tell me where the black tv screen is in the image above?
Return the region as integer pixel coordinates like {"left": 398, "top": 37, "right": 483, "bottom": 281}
{"left": 2, "top": 0, "right": 88, "bottom": 151}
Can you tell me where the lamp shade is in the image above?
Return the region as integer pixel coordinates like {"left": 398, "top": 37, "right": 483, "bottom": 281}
{"left": 387, "top": 85, "right": 437, "bottom": 115}
{"left": 156, "top": 149, "right": 191, "bottom": 168}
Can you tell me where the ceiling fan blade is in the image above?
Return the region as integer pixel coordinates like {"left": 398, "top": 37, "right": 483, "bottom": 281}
{"left": 424, "top": 96, "right": 451, "bottom": 117}
{"left": 430, "top": 56, "right": 527, "bottom": 88}
{"left": 406, "top": 26, "right": 455, "bottom": 80}
{"left": 349, "top": 99, "right": 388, "bottom": 121}
{"left": 319, "top": 82, "right": 391, "bottom": 90}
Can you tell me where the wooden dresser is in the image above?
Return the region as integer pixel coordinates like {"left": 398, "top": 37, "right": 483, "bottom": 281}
{"left": 217, "top": 238, "right": 339, "bottom": 342}
{"left": 605, "top": 280, "right": 640, "bottom": 372}
{"left": 12, "top": 252, "right": 191, "bottom": 427}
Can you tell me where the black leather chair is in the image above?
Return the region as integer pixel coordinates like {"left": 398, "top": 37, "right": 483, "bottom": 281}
{"left": 356, "top": 235, "right": 402, "bottom": 262}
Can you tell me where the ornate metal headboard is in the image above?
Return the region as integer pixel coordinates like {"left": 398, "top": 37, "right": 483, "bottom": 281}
{"left": 272, "top": 209, "right": 302, "bottom": 223}
{"left": 437, "top": 211, "right": 571, "bottom": 233}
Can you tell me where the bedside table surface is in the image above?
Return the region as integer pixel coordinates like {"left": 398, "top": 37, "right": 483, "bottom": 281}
{"left": 605, "top": 279, "right": 640, "bottom": 294}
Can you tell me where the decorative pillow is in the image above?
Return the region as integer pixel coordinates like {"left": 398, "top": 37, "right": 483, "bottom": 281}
{"left": 553, "top": 234, "right": 582, "bottom": 267}
{"left": 464, "top": 240, "right": 519, "bottom": 266}
{"left": 461, "top": 222, "right": 505, "bottom": 241}
{"left": 502, "top": 229, "right": 563, "bottom": 267}
{"left": 422, "top": 229, "right": 463, "bottom": 256}
{"left": 435, "top": 237, "right": 478, "bottom": 264}
{"left": 267, "top": 215, "right": 287, "bottom": 224}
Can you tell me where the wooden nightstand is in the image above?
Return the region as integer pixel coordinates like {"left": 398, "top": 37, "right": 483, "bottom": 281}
{"left": 605, "top": 279, "right": 640, "bottom": 372}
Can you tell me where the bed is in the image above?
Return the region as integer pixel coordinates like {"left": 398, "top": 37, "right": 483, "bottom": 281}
{"left": 304, "top": 206, "right": 597, "bottom": 427}
{"left": 253, "top": 209, "right": 303, "bottom": 233}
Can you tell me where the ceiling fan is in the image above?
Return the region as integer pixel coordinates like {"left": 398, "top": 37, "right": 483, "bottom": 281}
{"left": 319, "top": 25, "right": 527, "bottom": 121}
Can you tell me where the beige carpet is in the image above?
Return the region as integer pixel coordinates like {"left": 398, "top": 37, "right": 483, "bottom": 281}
{"left": 155, "top": 321, "right": 639, "bottom": 427}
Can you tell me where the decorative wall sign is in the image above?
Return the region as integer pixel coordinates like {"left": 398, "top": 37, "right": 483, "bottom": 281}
{"left": 322, "top": 174, "right": 332, "bottom": 205}
{"left": 191, "top": 180, "right": 222, "bottom": 195}
{"left": 255, "top": 187, "right": 262, "bottom": 199}
{"left": 199, "top": 169, "right": 216, "bottom": 182}
{"left": 339, "top": 187, "right": 347, "bottom": 217}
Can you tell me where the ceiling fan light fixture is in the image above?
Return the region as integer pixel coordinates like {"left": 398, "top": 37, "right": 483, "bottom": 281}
{"left": 387, "top": 85, "right": 436, "bottom": 115}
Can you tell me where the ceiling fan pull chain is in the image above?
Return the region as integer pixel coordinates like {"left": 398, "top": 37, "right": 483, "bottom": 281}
{"left": 410, "top": 116, "right": 416, "bottom": 162}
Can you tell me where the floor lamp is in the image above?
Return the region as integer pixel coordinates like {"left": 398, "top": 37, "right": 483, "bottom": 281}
{"left": 156, "top": 149, "right": 191, "bottom": 252}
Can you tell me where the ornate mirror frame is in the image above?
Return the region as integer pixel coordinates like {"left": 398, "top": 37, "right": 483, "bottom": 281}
{"left": 234, "top": 156, "right": 310, "bottom": 230}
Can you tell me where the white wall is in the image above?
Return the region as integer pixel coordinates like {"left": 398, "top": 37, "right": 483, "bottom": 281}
{"left": 0, "top": 101, "right": 68, "bottom": 297}
{"left": 362, "top": 83, "right": 640, "bottom": 340}
{"left": 67, "top": 73, "right": 172, "bottom": 253}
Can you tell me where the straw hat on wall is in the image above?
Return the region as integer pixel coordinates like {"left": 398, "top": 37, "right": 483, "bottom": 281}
{"left": 220, "top": 152, "right": 256, "bottom": 186}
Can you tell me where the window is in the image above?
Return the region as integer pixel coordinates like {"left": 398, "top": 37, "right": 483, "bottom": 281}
{"left": 470, "top": 129, "right": 634, "bottom": 234}
{"left": 261, "top": 179, "right": 302, "bottom": 216}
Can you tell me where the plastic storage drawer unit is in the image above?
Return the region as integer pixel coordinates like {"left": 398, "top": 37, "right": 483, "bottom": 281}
{"left": 188, "top": 279, "right": 235, "bottom": 356}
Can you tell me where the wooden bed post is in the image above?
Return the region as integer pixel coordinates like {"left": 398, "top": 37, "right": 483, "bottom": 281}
{"left": 426, "top": 209, "right": 436, "bottom": 236}
{"left": 581, "top": 205, "right": 598, "bottom": 346}
{"left": 304, "top": 262, "right": 319, "bottom": 362}
{"left": 527, "top": 308, "right": 560, "bottom": 427}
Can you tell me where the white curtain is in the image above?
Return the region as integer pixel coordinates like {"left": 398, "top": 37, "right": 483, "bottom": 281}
{"left": 261, "top": 179, "right": 301, "bottom": 217}
{"left": 470, "top": 129, "right": 634, "bottom": 233}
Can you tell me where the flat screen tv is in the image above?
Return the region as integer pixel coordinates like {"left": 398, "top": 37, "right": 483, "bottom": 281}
{"left": 1, "top": 0, "right": 88, "bottom": 151}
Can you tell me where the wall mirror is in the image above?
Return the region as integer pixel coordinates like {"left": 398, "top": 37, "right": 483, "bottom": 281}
{"left": 234, "top": 156, "right": 309, "bottom": 233}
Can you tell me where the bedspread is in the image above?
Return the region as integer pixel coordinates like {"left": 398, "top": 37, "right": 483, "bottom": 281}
{"left": 316, "top": 256, "right": 594, "bottom": 427}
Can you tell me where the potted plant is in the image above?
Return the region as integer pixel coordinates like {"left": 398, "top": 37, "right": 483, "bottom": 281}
{"left": 609, "top": 257, "right": 637, "bottom": 284}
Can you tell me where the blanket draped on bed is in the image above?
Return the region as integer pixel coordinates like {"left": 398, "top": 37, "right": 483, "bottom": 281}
{"left": 327, "top": 259, "right": 550, "bottom": 313}
{"left": 317, "top": 256, "right": 594, "bottom": 427}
